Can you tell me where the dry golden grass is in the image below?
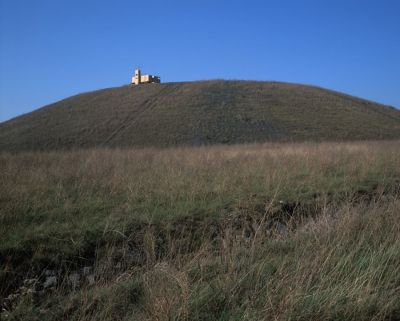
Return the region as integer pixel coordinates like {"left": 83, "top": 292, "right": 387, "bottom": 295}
{"left": 1, "top": 140, "right": 400, "bottom": 320}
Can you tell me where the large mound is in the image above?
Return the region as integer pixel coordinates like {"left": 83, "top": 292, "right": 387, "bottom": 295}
{"left": 1, "top": 80, "right": 400, "bottom": 152}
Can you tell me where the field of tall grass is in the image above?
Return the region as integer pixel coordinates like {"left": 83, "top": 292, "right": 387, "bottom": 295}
{"left": 1, "top": 140, "right": 400, "bottom": 320}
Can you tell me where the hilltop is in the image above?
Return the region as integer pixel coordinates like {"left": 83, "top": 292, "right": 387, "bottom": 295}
{"left": 1, "top": 80, "right": 400, "bottom": 152}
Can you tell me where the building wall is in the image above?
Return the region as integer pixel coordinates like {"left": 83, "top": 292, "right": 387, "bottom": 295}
{"left": 132, "top": 69, "right": 141, "bottom": 85}
{"left": 132, "top": 70, "right": 160, "bottom": 85}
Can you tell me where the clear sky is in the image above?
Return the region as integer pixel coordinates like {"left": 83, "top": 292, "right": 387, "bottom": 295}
{"left": 1, "top": 0, "right": 399, "bottom": 123}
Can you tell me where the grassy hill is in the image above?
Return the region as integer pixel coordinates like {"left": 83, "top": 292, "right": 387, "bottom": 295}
{"left": 1, "top": 80, "right": 400, "bottom": 152}
{"left": 2, "top": 80, "right": 400, "bottom": 319}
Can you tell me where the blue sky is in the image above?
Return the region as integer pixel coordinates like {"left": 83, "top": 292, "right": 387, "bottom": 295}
{"left": 1, "top": 0, "right": 399, "bottom": 123}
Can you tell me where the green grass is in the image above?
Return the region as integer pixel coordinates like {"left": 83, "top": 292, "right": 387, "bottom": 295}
{"left": 1, "top": 141, "right": 400, "bottom": 320}
{"left": 1, "top": 80, "right": 400, "bottom": 152}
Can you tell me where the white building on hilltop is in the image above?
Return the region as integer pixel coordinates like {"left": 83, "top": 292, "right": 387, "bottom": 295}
{"left": 132, "top": 69, "right": 161, "bottom": 85}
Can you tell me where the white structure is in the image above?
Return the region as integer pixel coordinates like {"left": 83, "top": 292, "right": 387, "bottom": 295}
{"left": 132, "top": 69, "right": 161, "bottom": 85}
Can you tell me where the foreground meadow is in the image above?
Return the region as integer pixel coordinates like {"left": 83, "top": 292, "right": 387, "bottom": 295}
{"left": 1, "top": 141, "right": 400, "bottom": 320}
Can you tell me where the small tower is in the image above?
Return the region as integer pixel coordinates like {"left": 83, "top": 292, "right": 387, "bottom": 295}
{"left": 132, "top": 69, "right": 141, "bottom": 85}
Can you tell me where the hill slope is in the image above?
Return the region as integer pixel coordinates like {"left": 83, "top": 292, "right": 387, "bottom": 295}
{"left": 1, "top": 80, "right": 400, "bottom": 152}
